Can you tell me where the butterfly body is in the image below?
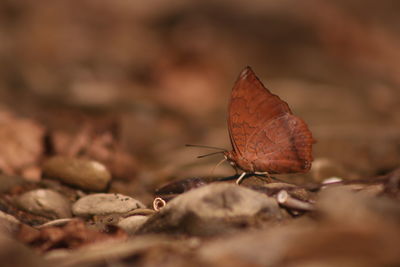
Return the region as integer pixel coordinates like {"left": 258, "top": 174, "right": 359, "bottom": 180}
{"left": 225, "top": 67, "right": 314, "bottom": 176}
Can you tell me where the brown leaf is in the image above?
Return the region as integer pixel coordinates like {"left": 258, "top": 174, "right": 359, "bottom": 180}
{"left": 17, "top": 219, "right": 127, "bottom": 252}
{"left": 49, "top": 119, "right": 137, "bottom": 179}
{"left": 0, "top": 112, "right": 45, "bottom": 177}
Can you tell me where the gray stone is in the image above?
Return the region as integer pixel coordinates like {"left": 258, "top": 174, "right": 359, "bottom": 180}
{"left": 15, "top": 189, "right": 72, "bottom": 219}
{"left": 118, "top": 215, "right": 148, "bottom": 234}
{"left": 138, "top": 183, "right": 284, "bottom": 235}
{"left": 43, "top": 156, "right": 111, "bottom": 191}
{"left": 72, "top": 193, "right": 145, "bottom": 217}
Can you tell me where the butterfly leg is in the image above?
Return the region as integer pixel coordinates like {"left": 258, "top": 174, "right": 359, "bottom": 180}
{"left": 235, "top": 172, "right": 246, "bottom": 184}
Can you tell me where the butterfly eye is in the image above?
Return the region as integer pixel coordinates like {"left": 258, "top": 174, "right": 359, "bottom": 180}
{"left": 303, "top": 160, "right": 310, "bottom": 169}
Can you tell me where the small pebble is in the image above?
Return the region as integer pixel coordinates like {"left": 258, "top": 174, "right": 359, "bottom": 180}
{"left": 72, "top": 193, "right": 145, "bottom": 217}
{"left": 15, "top": 189, "right": 72, "bottom": 219}
{"left": 42, "top": 156, "right": 111, "bottom": 192}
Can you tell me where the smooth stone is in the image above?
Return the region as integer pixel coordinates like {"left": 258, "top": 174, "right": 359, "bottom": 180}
{"left": 138, "top": 183, "right": 284, "bottom": 236}
{"left": 118, "top": 215, "right": 148, "bottom": 234}
{"left": 72, "top": 193, "right": 145, "bottom": 217}
{"left": 15, "top": 189, "right": 72, "bottom": 219}
{"left": 0, "top": 210, "right": 20, "bottom": 235}
{"left": 43, "top": 156, "right": 111, "bottom": 192}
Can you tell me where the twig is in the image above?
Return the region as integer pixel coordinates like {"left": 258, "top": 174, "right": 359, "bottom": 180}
{"left": 276, "top": 190, "right": 314, "bottom": 211}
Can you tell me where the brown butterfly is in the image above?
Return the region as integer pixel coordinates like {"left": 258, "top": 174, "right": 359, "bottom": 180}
{"left": 224, "top": 67, "right": 314, "bottom": 183}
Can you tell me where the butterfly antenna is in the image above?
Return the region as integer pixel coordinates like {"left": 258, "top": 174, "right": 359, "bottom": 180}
{"left": 210, "top": 157, "right": 227, "bottom": 176}
{"left": 197, "top": 151, "right": 224, "bottom": 158}
{"left": 185, "top": 144, "right": 226, "bottom": 151}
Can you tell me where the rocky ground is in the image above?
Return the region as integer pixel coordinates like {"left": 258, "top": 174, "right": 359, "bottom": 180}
{"left": 0, "top": 110, "right": 399, "bottom": 267}
{"left": 1, "top": 0, "right": 400, "bottom": 266}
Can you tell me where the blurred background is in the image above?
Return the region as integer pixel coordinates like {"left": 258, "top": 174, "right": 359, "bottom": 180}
{"left": 0, "top": 0, "right": 399, "bottom": 196}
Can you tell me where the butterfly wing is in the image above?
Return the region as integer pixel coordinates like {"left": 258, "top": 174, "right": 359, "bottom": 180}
{"left": 249, "top": 114, "right": 314, "bottom": 173}
{"left": 227, "top": 66, "right": 313, "bottom": 173}
{"left": 228, "top": 66, "right": 291, "bottom": 158}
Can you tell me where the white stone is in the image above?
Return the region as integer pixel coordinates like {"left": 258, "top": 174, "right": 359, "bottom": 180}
{"left": 16, "top": 189, "right": 72, "bottom": 219}
{"left": 72, "top": 193, "right": 145, "bottom": 217}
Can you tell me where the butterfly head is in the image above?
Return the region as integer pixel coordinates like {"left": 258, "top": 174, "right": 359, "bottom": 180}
{"left": 224, "top": 150, "right": 256, "bottom": 173}
{"left": 223, "top": 150, "right": 237, "bottom": 168}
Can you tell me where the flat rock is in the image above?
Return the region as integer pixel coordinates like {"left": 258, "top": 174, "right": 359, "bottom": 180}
{"left": 42, "top": 156, "right": 111, "bottom": 192}
{"left": 15, "top": 189, "right": 72, "bottom": 219}
{"left": 138, "top": 183, "right": 285, "bottom": 236}
{"left": 72, "top": 193, "right": 146, "bottom": 217}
